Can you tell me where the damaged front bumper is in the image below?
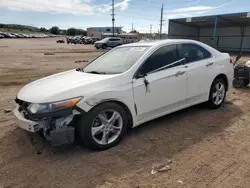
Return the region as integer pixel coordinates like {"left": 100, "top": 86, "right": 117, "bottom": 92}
{"left": 13, "top": 103, "right": 83, "bottom": 146}
{"left": 13, "top": 106, "right": 40, "bottom": 132}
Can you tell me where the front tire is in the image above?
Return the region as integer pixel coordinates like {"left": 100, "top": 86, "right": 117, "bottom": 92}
{"left": 207, "top": 78, "right": 226, "bottom": 109}
{"left": 233, "top": 78, "right": 244, "bottom": 88}
{"left": 102, "top": 44, "right": 107, "bottom": 49}
{"left": 76, "top": 102, "right": 128, "bottom": 150}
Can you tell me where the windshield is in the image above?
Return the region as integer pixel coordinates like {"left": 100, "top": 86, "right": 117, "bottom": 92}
{"left": 83, "top": 46, "right": 149, "bottom": 74}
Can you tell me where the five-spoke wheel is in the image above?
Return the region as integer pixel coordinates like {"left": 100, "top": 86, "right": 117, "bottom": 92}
{"left": 207, "top": 78, "right": 226, "bottom": 109}
{"left": 91, "top": 110, "right": 123, "bottom": 145}
{"left": 76, "top": 102, "right": 128, "bottom": 150}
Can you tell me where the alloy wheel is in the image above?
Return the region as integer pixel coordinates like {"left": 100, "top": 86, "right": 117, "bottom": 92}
{"left": 91, "top": 110, "right": 123, "bottom": 145}
{"left": 212, "top": 82, "right": 225, "bottom": 105}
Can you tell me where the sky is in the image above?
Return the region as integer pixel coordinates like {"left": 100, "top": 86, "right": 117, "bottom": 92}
{"left": 0, "top": 0, "right": 249, "bottom": 33}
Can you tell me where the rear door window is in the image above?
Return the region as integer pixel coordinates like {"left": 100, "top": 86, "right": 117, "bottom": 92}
{"left": 178, "top": 43, "right": 212, "bottom": 64}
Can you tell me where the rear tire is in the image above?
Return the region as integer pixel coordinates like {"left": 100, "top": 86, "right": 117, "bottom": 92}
{"left": 243, "top": 79, "right": 249, "bottom": 86}
{"left": 207, "top": 78, "right": 226, "bottom": 109}
{"left": 76, "top": 102, "right": 128, "bottom": 150}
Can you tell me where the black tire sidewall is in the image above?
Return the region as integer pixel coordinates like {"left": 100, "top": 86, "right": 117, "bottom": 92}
{"left": 77, "top": 102, "right": 128, "bottom": 150}
{"left": 233, "top": 78, "right": 244, "bottom": 88}
{"left": 243, "top": 79, "right": 250, "bottom": 86}
{"left": 102, "top": 44, "right": 107, "bottom": 49}
{"left": 208, "top": 78, "right": 226, "bottom": 109}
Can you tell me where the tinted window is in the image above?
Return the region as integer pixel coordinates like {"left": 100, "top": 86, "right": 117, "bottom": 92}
{"left": 179, "top": 43, "right": 211, "bottom": 63}
{"left": 109, "top": 38, "right": 118, "bottom": 41}
{"left": 139, "top": 45, "right": 180, "bottom": 74}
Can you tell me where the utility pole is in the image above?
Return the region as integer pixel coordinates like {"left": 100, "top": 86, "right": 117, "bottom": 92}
{"left": 159, "top": 4, "right": 164, "bottom": 39}
{"left": 111, "top": 0, "right": 115, "bottom": 36}
{"left": 132, "top": 23, "right": 134, "bottom": 31}
{"left": 150, "top": 24, "right": 152, "bottom": 38}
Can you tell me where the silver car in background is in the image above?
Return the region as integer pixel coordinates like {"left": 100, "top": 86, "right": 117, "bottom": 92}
{"left": 94, "top": 37, "right": 123, "bottom": 49}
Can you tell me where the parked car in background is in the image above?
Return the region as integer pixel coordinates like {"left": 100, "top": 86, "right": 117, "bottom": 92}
{"left": 57, "top": 39, "right": 65, "bottom": 43}
{"left": 1, "top": 33, "right": 12, "bottom": 38}
{"left": 66, "top": 36, "right": 97, "bottom": 45}
{"left": 94, "top": 37, "right": 123, "bottom": 49}
{"left": 9, "top": 33, "right": 17, "bottom": 38}
{"left": 0, "top": 32, "right": 56, "bottom": 39}
{"left": 0, "top": 34, "right": 4, "bottom": 39}
{"left": 11, "top": 33, "right": 22, "bottom": 38}
{"left": 13, "top": 39, "right": 233, "bottom": 150}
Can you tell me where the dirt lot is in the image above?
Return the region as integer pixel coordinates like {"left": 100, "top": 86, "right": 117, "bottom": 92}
{"left": 1, "top": 38, "right": 250, "bottom": 188}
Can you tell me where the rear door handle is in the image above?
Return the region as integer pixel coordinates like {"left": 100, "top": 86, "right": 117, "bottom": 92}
{"left": 206, "top": 62, "right": 214, "bottom": 67}
{"left": 175, "top": 71, "right": 186, "bottom": 77}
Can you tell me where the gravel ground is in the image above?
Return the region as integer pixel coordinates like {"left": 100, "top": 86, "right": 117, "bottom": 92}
{"left": 1, "top": 38, "right": 250, "bottom": 188}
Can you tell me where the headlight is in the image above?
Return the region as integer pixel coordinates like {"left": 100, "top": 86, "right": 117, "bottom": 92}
{"left": 28, "top": 97, "right": 82, "bottom": 114}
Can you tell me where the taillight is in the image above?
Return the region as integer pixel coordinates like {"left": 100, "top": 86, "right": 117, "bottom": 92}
{"left": 230, "top": 58, "right": 233, "bottom": 64}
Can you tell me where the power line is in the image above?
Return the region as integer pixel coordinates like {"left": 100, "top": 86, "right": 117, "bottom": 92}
{"left": 115, "top": 14, "right": 157, "bottom": 21}
{"left": 127, "top": 0, "right": 197, "bottom": 8}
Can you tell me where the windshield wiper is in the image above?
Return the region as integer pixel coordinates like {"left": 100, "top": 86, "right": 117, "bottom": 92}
{"left": 86, "top": 71, "right": 106, "bottom": 75}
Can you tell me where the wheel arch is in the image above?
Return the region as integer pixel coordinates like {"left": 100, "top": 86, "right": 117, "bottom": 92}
{"left": 213, "top": 74, "right": 229, "bottom": 91}
{"left": 84, "top": 99, "right": 134, "bottom": 128}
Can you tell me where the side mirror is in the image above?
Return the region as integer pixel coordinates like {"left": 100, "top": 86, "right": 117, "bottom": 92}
{"left": 136, "top": 72, "right": 146, "bottom": 79}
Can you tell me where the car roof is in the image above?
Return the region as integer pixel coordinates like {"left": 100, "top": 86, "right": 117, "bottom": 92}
{"left": 121, "top": 39, "right": 206, "bottom": 47}
{"left": 120, "top": 39, "right": 221, "bottom": 57}
{"left": 104, "top": 37, "right": 122, "bottom": 39}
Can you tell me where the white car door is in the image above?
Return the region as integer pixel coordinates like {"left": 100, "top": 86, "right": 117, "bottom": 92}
{"left": 132, "top": 44, "right": 188, "bottom": 123}
{"left": 177, "top": 43, "right": 216, "bottom": 104}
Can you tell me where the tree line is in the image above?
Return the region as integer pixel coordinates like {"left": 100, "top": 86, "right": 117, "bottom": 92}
{"left": 49, "top": 26, "right": 86, "bottom": 36}
{"left": 0, "top": 24, "right": 86, "bottom": 36}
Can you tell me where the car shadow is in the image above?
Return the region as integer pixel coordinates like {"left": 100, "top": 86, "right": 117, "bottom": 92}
{"left": 0, "top": 101, "right": 243, "bottom": 187}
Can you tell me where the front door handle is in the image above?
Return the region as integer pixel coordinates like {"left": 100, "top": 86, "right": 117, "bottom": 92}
{"left": 206, "top": 62, "right": 214, "bottom": 67}
{"left": 175, "top": 71, "right": 186, "bottom": 77}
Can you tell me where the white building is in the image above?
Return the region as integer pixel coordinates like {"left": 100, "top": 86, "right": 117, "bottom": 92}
{"left": 87, "top": 27, "right": 122, "bottom": 38}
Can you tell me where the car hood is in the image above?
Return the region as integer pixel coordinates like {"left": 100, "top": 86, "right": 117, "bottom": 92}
{"left": 17, "top": 70, "right": 117, "bottom": 103}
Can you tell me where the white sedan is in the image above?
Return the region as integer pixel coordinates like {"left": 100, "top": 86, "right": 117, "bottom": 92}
{"left": 14, "top": 39, "right": 233, "bottom": 150}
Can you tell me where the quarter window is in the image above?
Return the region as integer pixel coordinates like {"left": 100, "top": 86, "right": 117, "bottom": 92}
{"left": 178, "top": 43, "right": 211, "bottom": 63}
{"left": 139, "top": 45, "right": 180, "bottom": 74}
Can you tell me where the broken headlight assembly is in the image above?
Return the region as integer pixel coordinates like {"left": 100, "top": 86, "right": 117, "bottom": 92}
{"left": 27, "top": 97, "right": 82, "bottom": 114}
